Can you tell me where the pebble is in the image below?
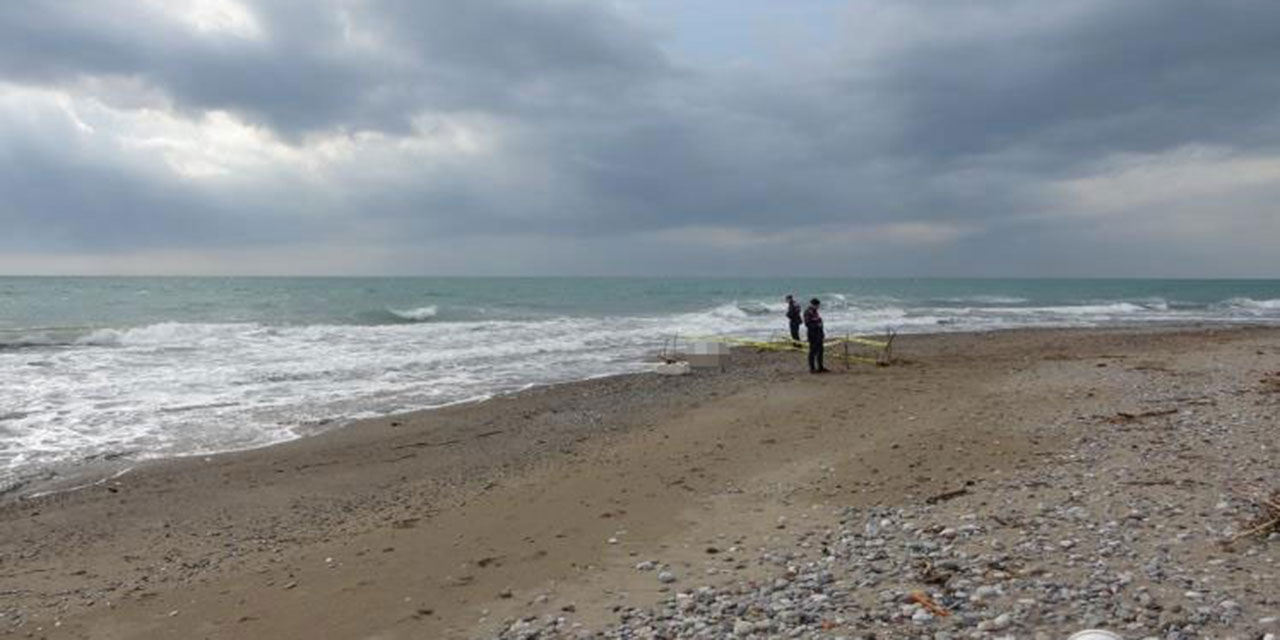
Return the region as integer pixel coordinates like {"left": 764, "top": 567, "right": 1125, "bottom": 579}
{"left": 979, "top": 613, "right": 1012, "bottom": 632}
{"left": 494, "top": 358, "right": 1279, "bottom": 640}
{"left": 971, "top": 585, "right": 1001, "bottom": 602}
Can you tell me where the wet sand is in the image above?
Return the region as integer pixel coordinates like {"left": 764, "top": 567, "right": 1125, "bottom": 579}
{"left": 1, "top": 326, "right": 1277, "bottom": 638}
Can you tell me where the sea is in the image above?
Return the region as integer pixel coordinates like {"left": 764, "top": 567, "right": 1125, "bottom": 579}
{"left": 2, "top": 276, "right": 1279, "bottom": 491}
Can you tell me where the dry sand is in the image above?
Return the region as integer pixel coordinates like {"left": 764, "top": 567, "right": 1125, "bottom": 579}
{"left": 1, "top": 327, "right": 1277, "bottom": 639}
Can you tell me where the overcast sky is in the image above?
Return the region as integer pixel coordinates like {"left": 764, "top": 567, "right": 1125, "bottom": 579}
{"left": 2, "top": 0, "right": 1278, "bottom": 277}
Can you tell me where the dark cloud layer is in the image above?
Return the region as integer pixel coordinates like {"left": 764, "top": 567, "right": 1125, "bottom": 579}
{"left": 881, "top": 1, "right": 1280, "bottom": 162}
{"left": 0, "top": 1, "right": 665, "bottom": 136}
{"left": 1, "top": 0, "right": 1278, "bottom": 275}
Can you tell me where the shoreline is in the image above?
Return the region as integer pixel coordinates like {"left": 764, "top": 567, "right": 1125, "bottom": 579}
{"left": 2, "top": 367, "right": 665, "bottom": 505}
{"left": 0, "top": 368, "right": 649, "bottom": 503}
{"left": 1, "top": 325, "right": 1277, "bottom": 638}
{"left": 4, "top": 321, "right": 1267, "bottom": 503}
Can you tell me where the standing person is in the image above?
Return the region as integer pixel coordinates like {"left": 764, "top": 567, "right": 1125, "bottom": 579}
{"left": 785, "top": 294, "right": 802, "bottom": 343}
{"left": 803, "top": 298, "right": 829, "bottom": 373}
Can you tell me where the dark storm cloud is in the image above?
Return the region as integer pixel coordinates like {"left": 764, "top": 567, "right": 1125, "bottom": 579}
{"left": 0, "top": 136, "right": 308, "bottom": 252}
{"left": 1, "top": 146, "right": 233, "bottom": 251}
{"left": 0, "top": 1, "right": 666, "bottom": 137}
{"left": 878, "top": 0, "right": 1280, "bottom": 163}
{"left": 0, "top": 3, "right": 380, "bottom": 135}
{"left": 2, "top": 0, "right": 1279, "bottom": 275}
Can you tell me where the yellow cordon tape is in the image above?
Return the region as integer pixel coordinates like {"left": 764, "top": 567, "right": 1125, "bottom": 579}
{"left": 843, "top": 337, "right": 889, "bottom": 348}
{"left": 686, "top": 336, "right": 887, "bottom": 348}
{"left": 679, "top": 335, "right": 890, "bottom": 365}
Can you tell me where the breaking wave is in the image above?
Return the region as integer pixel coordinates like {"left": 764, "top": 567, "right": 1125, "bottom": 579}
{"left": 938, "top": 295, "right": 1029, "bottom": 305}
{"left": 1220, "top": 297, "right": 1280, "bottom": 311}
{"left": 5, "top": 282, "right": 1280, "bottom": 492}
{"left": 387, "top": 306, "right": 439, "bottom": 322}
{"left": 0, "top": 326, "right": 97, "bottom": 350}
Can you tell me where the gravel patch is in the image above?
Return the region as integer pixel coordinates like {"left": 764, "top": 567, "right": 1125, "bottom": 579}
{"left": 495, "top": 341, "right": 1278, "bottom": 639}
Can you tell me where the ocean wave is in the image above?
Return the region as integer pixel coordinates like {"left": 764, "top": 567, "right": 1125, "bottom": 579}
{"left": 6, "top": 288, "right": 1280, "bottom": 490}
{"left": 1022, "top": 302, "right": 1148, "bottom": 315}
{"left": 0, "top": 333, "right": 62, "bottom": 350}
{"left": 72, "top": 322, "right": 265, "bottom": 349}
{"left": 820, "top": 293, "right": 850, "bottom": 309}
{"left": 851, "top": 306, "right": 909, "bottom": 321}
{"left": 708, "top": 301, "right": 784, "bottom": 319}
{"left": 73, "top": 329, "right": 123, "bottom": 347}
{"left": 706, "top": 303, "right": 748, "bottom": 319}
{"left": 387, "top": 305, "right": 439, "bottom": 322}
{"left": 0, "top": 326, "right": 98, "bottom": 350}
{"left": 1219, "top": 297, "right": 1280, "bottom": 311}
{"left": 937, "top": 295, "right": 1029, "bottom": 305}
{"left": 739, "top": 300, "right": 787, "bottom": 315}
{"left": 931, "top": 302, "right": 1151, "bottom": 317}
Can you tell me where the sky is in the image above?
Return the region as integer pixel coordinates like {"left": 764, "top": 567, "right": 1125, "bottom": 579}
{"left": 2, "top": 0, "right": 1279, "bottom": 277}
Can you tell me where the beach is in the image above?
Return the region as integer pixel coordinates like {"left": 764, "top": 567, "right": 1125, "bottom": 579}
{"left": 2, "top": 326, "right": 1278, "bottom": 639}
{"left": 8, "top": 2, "right": 1280, "bottom": 637}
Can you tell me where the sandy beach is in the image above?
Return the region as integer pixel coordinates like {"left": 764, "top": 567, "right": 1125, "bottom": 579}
{"left": 2, "top": 326, "right": 1277, "bottom": 639}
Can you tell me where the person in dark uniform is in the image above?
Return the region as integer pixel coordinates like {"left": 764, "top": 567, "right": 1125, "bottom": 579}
{"left": 785, "top": 294, "right": 802, "bottom": 343}
{"left": 803, "top": 298, "right": 829, "bottom": 373}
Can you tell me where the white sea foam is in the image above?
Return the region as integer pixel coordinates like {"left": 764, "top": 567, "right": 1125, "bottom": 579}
{"left": 388, "top": 305, "right": 439, "bottom": 321}
{"left": 1, "top": 317, "right": 693, "bottom": 482}
{"left": 939, "top": 295, "right": 1029, "bottom": 305}
{"left": 3, "top": 291, "right": 1279, "bottom": 487}
{"left": 821, "top": 293, "right": 851, "bottom": 309}
{"left": 953, "top": 302, "right": 1148, "bottom": 316}
{"left": 1221, "top": 297, "right": 1280, "bottom": 311}
{"left": 1041, "top": 302, "right": 1148, "bottom": 315}
{"left": 733, "top": 300, "right": 784, "bottom": 315}
{"left": 709, "top": 303, "right": 750, "bottom": 319}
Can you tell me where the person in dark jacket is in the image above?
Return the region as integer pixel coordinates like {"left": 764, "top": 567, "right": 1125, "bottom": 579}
{"left": 785, "top": 294, "right": 802, "bottom": 343}
{"left": 803, "top": 298, "right": 829, "bottom": 373}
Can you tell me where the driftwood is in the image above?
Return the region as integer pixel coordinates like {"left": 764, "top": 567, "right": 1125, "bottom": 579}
{"left": 392, "top": 439, "right": 461, "bottom": 450}
{"left": 1120, "top": 479, "right": 1176, "bottom": 487}
{"left": 392, "top": 429, "right": 503, "bottom": 451}
{"left": 1225, "top": 488, "right": 1280, "bottom": 544}
{"left": 925, "top": 487, "right": 970, "bottom": 504}
{"left": 909, "top": 590, "right": 951, "bottom": 617}
{"left": 1107, "top": 408, "right": 1178, "bottom": 423}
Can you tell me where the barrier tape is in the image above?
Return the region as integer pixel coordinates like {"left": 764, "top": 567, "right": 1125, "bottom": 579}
{"left": 684, "top": 336, "right": 889, "bottom": 349}
{"left": 671, "top": 334, "right": 892, "bottom": 366}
